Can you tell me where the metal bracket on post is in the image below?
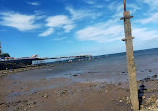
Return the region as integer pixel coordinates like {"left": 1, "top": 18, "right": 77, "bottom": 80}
{"left": 120, "top": 16, "right": 133, "bottom": 20}
{"left": 121, "top": 37, "right": 135, "bottom": 41}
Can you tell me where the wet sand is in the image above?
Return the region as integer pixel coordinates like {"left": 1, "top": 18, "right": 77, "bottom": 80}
{"left": 0, "top": 76, "right": 132, "bottom": 111}
{"left": 0, "top": 65, "right": 158, "bottom": 111}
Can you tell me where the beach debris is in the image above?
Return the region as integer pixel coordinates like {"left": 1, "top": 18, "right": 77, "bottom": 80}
{"left": 72, "top": 74, "right": 78, "bottom": 77}
{"left": 148, "top": 107, "right": 151, "bottom": 110}
{"left": 2, "top": 71, "right": 7, "bottom": 74}
{"left": 142, "top": 95, "right": 146, "bottom": 99}
{"left": 43, "top": 94, "right": 48, "bottom": 98}
{"left": 124, "top": 96, "right": 130, "bottom": 102}
{"left": 125, "top": 97, "right": 131, "bottom": 104}
{"left": 140, "top": 98, "right": 158, "bottom": 111}
{"left": 144, "top": 77, "right": 150, "bottom": 82}
{"left": 152, "top": 74, "right": 157, "bottom": 78}
{"left": 146, "top": 95, "right": 157, "bottom": 105}
{"left": 119, "top": 100, "right": 122, "bottom": 103}
{"left": 118, "top": 82, "right": 121, "bottom": 85}
{"left": 82, "top": 95, "right": 86, "bottom": 98}
{"left": 0, "top": 103, "right": 4, "bottom": 105}
{"left": 98, "top": 90, "right": 101, "bottom": 94}
{"left": 149, "top": 69, "right": 152, "bottom": 72}
{"left": 61, "top": 89, "right": 67, "bottom": 94}
{"left": 16, "top": 100, "right": 21, "bottom": 104}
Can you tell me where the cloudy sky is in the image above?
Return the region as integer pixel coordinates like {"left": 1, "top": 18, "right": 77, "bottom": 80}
{"left": 0, "top": 0, "right": 158, "bottom": 58}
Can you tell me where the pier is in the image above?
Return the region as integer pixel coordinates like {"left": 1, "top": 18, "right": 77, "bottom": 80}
{"left": 0, "top": 55, "right": 92, "bottom": 70}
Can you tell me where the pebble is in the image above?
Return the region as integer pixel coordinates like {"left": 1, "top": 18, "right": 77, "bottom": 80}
{"left": 149, "top": 69, "right": 152, "bottom": 72}
{"left": 72, "top": 74, "right": 78, "bottom": 76}
{"left": 0, "top": 103, "right": 4, "bottom": 105}
{"left": 43, "top": 94, "right": 48, "bottom": 98}
{"left": 118, "top": 82, "right": 121, "bottom": 85}
{"left": 2, "top": 72, "right": 7, "bottom": 74}
{"left": 142, "top": 96, "right": 146, "bottom": 99}
{"left": 61, "top": 90, "right": 67, "bottom": 94}
{"left": 152, "top": 75, "right": 157, "bottom": 78}
{"left": 148, "top": 107, "right": 151, "bottom": 110}
{"left": 126, "top": 97, "right": 129, "bottom": 100}
{"left": 119, "top": 100, "right": 122, "bottom": 103}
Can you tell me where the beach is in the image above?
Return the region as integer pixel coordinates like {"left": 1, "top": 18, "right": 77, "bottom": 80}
{"left": 0, "top": 48, "right": 158, "bottom": 111}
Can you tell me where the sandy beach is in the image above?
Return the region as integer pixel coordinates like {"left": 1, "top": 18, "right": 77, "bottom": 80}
{"left": 0, "top": 67, "right": 158, "bottom": 111}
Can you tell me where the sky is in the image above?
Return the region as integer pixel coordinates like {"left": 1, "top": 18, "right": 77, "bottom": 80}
{"left": 0, "top": 0, "right": 158, "bottom": 58}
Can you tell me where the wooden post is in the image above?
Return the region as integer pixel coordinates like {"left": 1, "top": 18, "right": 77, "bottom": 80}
{"left": 121, "top": 11, "right": 139, "bottom": 111}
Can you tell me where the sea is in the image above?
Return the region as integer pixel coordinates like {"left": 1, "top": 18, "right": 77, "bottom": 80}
{"left": 7, "top": 48, "right": 158, "bottom": 83}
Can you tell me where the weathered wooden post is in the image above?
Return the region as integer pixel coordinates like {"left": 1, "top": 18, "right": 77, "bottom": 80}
{"left": 120, "top": 0, "right": 139, "bottom": 110}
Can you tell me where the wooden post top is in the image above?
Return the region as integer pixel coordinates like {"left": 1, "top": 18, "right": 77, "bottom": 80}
{"left": 120, "top": 11, "right": 133, "bottom": 20}
{"left": 124, "top": 11, "right": 130, "bottom": 17}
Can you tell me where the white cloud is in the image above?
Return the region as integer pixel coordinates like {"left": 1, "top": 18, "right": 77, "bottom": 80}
{"left": 137, "top": 12, "right": 158, "bottom": 24}
{"left": 103, "top": 0, "right": 110, "bottom": 2}
{"left": 39, "top": 6, "right": 103, "bottom": 37}
{"left": 53, "top": 37, "right": 68, "bottom": 41}
{"left": 39, "top": 28, "right": 54, "bottom": 37}
{"left": 66, "top": 7, "right": 85, "bottom": 20}
{"left": 141, "top": 0, "right": 158, "bottom": 10}
{"left": 108, "top": 2, "right": 140, "bottom": 18}
{"left": 46, "top": 15, "right": 72, "bottom": 27}
{"left": 84, "top": 0, "right": 96, "bottom": 4}
{"left": 27, "top": 2, "right": 40, "bottom": 6}
{"left": 66, "top": 7, "right": 102, "bottom": 20}
{"left": 39, "top": 15, "right": 75, "bottom": 37}
{"left": 76, "top": 20, "right": 124, "bottom": 42}
{"left": 75, "top": 18, "right": 158, "bottom": 43}
{"left": 0, "top": 12, "right": 40, "bottom": 31}
{"left": 95, "top": 5, "right": 104, "bottom": 8}
{"left": 63, "top": 24, "right": 75, "bottom": 32}
{"left": 108, "top": 2, "right": 122, "bottom": 12}
{"left": 83, "top": 0, "right": 105, "bottom": 8}
{"left": 133, "top": 28, "right": 158, "bottom": 41}
{"left": 128, "top": 4, "right": 140, "bottom": 13}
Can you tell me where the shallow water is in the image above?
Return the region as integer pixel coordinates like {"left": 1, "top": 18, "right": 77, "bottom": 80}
{"left": 6, "top": 48, "right": 158, "bottom": 83}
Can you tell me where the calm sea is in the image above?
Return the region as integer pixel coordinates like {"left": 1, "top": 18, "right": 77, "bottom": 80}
{"left": 8, "top": 48, "right": 158, "bottom": 83}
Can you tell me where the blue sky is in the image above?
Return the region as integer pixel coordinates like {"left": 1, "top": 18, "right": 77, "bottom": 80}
{"left": 0, "top": 0, "right": 158, "bottom": 58}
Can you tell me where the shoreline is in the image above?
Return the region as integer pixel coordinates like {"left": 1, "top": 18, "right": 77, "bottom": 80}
{"left": 0, "top": 62, "right": 74, "bottom": 77}
{"left": 0, "top": 64, "right": 49, "bottom": 77}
